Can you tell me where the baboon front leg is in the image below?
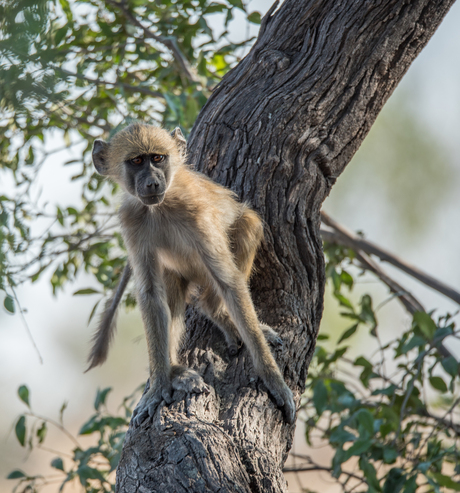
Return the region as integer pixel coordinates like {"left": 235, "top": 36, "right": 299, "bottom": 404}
{"left": 165, "top": 272, "right": 209, "bottom": 395}
{"left": 222, "top": 276, "right": 295, "bottom": 423}
{"left": 131, "top": 278, "right": 173, "bottom": 427}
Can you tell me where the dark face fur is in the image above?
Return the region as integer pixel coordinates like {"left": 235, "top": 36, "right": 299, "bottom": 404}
{"left": 124, "top": 153, "right": 171, "bottom": 206}
{"left": 92, "top": 124, "right": 186, "bottom": 207}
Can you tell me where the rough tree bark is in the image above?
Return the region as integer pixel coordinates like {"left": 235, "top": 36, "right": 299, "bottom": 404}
{"left": 116, "top": 0, "right": 455, "bottom": 491}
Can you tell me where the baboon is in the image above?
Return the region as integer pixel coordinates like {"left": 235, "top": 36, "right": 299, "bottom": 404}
{"left": 87, "top": 123, "right": 295, "bottom": 425}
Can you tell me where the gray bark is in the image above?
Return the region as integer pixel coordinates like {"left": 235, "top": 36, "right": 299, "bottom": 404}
{"left": 116, "top": 0, "right": 455, "bottom": 491}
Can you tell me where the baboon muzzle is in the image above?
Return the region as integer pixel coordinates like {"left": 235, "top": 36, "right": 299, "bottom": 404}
{"left": 137, "top": 172, "right": 166, "bottom": 205}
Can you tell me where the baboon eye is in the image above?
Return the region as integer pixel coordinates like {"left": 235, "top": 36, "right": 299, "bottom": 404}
{"left": 152, "top": 154, "right": 165, "bottom": 163}
{"left": 131, "top": 156, "right": 143, "bottom": 165}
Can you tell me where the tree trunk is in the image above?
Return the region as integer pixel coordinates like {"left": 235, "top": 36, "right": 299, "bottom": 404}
{"left": 116, "top": 0, "right": 455, "bottom": 491}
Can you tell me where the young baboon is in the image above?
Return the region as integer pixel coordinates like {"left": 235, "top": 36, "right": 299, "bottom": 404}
{"left": 88, "top": 123, "right": 295, "bottom": 425}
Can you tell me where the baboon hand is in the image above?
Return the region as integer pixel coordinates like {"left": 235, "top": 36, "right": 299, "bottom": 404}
{"left": 131, "top": 381, "right": 173, "bottom": 428}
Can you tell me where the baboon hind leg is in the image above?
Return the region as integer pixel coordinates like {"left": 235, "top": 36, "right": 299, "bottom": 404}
{"left": 198, "top": 286, "right": 241, "bottom": 356}
{"left": 231, "top": 205, "right": 264, "bottom": 280}
{"left": 198, "top": 286, "right": 282, "bottom": 355}
{"left": 229, "top": 207, "right": 283, "bottom": 348}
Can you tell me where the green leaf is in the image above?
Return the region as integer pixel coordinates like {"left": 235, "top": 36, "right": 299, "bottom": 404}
{"left": 402, "top": 476, "right": 417, "bottom": 493}
{"left": 383, "top": 468, "right": 405, "bottom": 493}
{"left": 329, "top": 427, "right": 356, "bottom": 445}
{"left": 77, "top": 464, "right": 105, "bottom": 486}
{"left": 79, "top": 415, "right": 99, "bottom": 435}
{"left": 51, "top": 457, "right": 65, "bottom": 471}
{"left": 431, "top": 473, "right": 460, "bottom": 491}
{"left": 247, "top": 11, "right": 261, "bottom": 24}
{"left": 413, "top": 311, "right": 436, "bottom": 339}
{"left": 348, "top": 438, "right": 373, "bottom": 456}
{"left": 313, "top": 380, "right": 328, "bottom": 414}
{"left": 18, "top": 385, "right": 30, "bottom": 407}
{"left": 59, "top": 401, "right": 68, "bottom": 423}
{"left": 73, "top": 288, "right": 100, "bottom": 296}
{"left": 360, "top": 294, "right": 376, "bottom": 327}
{"left": 94, "top": 387, "right": 112, "bottom": 410}
{"left": 338, "top": 324, "right": 358, "bottom": 343}
{"left": 228, "top": 0, "right": 245, "bottom": 11}
{"left": 334, "top": 292, "right": 353, "bottom": 309}
{"left": 15, "top": 416, "right": 26, "bottom": 447}
{"left": 7, "top": 470, "right": 27, "bottom": 479}
{"left": 359, "top": 458, "right": 381, "bottom": 491}
{"left": 429, "top": 376, "right": 448, "bottom": 393}
{"left": 441, "top": 356, "right": 459, "bottom": 377}
{"left": 88, "top": 299, "right": 101, "bottom": 324}
{"left": 400, "top": 335, "right": 426, "bottom": 354}
{"left": 37, "top": 421, "right": 47, "bottom": 444}
{"left": 355, "top": 408, "right": 374, "bottom": 436}
{"left": 383, "top": 447, "right": 398, "bottom": 464}
{"left": 54, "top": 25, "right": 69, "bottom": 45}
{"left": 4, "top": 295, "right": 15, "bottom": 314}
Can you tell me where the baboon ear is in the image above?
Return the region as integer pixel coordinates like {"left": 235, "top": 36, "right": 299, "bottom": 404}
{"left": 170, "top": 127, "right": 187, "bottom": 155}
{"left": 92, "top": 140, "right": 110, "bottom": 176}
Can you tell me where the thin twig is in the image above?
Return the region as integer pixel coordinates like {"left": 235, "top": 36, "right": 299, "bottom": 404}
{"left": 52, "top": 65, "right": 163, "bottom": 99}
{"left": 10, "top": 285, "right": 43, "bottom": 364}
{"left": 25, "top": 412, "right": 81, "bottom": 448}
{"left": 285, "top": 453, "right": 365, "bottom": 484}
{"left": 321, "top": 229, "right": 423, "bottom": 314}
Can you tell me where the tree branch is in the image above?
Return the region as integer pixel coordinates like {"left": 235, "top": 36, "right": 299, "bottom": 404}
{"left": 320, "top": 212, "right": 458, "bottom": 363}
{"left": 115, "top": 0, "right": 457, "bottom": 490}
{"left": 321, "top": 211, "right": 460, "bottom": 305}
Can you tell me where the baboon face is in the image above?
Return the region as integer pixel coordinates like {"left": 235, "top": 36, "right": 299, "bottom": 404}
{"left": 92, "top": 123, "right": 185, "bottom": 207}
{"left": 124, "top": 152, "right": 170, "bottom": 206}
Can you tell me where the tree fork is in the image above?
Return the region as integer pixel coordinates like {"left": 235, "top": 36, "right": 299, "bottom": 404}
{"left": 116, "top": 1, "right": 455, "bottom": 491}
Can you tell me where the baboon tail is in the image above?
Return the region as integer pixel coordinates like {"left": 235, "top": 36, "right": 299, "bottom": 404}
{"left": 85, "top": 263, "right": 132, "bottom": 372}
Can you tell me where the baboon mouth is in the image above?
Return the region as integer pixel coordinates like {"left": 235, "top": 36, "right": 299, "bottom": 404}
{"left": 139, "top": 194, "right": 165, "bottom": 206}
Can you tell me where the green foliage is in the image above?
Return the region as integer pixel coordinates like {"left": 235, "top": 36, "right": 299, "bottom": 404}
{"left": 8, "top": 384, "right": 142, "bottom": 492}
{"left": 0, "top": 0, "right": 259, "bottom": 315}
{"left": 8, "top": 255, "right": 460, "bottom": 491}
{"left": 3, "top": 2, "right": 460, "bottom": 492}
{"left": 300, "top": 245, "right": 460, "bottom": 492}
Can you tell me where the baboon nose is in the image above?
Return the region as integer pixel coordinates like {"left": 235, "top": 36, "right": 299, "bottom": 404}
{"left": 146, "top": 178, "right": 159, "bottom": 189}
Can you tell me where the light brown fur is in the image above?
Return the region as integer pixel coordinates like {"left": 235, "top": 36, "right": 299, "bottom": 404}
{"left": 88, "top": 123, "right": 295, "bottom": 425}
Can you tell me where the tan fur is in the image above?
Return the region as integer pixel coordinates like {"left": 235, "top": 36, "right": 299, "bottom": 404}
{"left": 88, "top": 123, "right": 295, "bottom": 425}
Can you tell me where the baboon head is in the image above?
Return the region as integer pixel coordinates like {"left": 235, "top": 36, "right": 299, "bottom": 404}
{"left": 92, "top": 123, "right": 187, "bottom": 206}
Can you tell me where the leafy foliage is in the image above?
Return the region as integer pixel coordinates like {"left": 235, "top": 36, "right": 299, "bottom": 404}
{"left": 8, "top": 251, "right": 460, "bottom": 492}
{"left": 3, "top": 2, "right": 460, "bottom": 492}
{"left": 0, "top": 0, "right": 260, "bottom": 312}
{"left": 8, "top": 384, "right": 141, "bottom": 492}
{"left": 297, "top": 244, "right": 460, "bottom": 492}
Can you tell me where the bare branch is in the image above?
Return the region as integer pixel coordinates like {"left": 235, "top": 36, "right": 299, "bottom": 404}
{"left": 321, "top": 213, "right": 457, "bottom": 363}
{"left": 321, "top": 211, "right": 460, "bottom": 305}
{"left": 321, "top": 229, "right": 424, "bottom": 314}
{"left": 106, "top": 0, "right": 199, "bottom": 83}
{"left": 284, "top": 453, "right": 364, "bottom": 484}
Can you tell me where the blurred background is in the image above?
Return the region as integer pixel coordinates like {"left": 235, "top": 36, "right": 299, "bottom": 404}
{"left": 1, "top": 1, "right": 459, "bottom": 492}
